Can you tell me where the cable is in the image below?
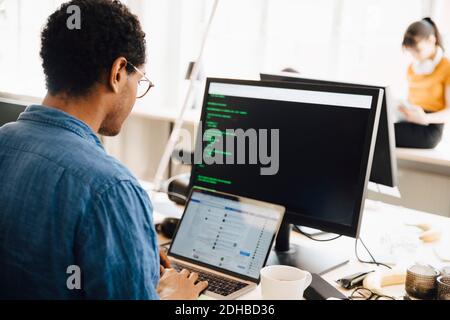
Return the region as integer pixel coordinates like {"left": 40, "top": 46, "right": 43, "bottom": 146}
{"left": 294, "top": 226, "right": 391, "bottom": 269}
{"left": 376, "top": 183, "right": 381, "bottom": 194}
{"left": 159, "top": 241, "right": 172, "bottom": 248}
{"left": 158, "top": 173, "right": 190, "bottom": 204}
{"left": 160, "top": 173, "right": 190, "bottom": 193}
{"left": 166, "top": 191, "right": 188, "bottom": 202}
{"left": 355, "top": 237, "right": 392, "bottom": 269}
{"left": 294, "top": 225, "right": 342, "bottom": 242}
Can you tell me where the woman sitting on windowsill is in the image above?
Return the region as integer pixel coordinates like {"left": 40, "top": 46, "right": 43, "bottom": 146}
{"left": 396, "top": 17, "right": 450, "bottom": 149}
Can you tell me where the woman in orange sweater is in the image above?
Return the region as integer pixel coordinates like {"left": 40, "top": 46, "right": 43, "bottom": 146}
{"left": 397, "top": 18, "right": 450, "bottom": 148}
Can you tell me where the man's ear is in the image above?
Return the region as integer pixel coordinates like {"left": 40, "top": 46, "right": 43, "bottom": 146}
{"left": 109, "top": 57, "right": 128, "bottom": 94}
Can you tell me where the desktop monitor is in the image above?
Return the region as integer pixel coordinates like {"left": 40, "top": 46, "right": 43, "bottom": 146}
{"left": 260, "top": 73, "right": 398, "bottom": 188}
{"left": 0, "top": 97, "right": 27, "bottom": 127}
{"left": 189, "top": 78, "right": 383, "bottom": 274}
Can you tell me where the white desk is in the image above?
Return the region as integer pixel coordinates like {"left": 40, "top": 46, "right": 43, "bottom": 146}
{"left": 148, "top": 190, "right": 450, "bottom": 300}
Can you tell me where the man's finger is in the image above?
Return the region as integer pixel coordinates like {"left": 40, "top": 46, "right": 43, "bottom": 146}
{"left": 189, "top": 272, "right": 199, "bottom": 282}
{"left": 195, "top": 281, "right": 209, "bottom": 294}
{"left": 180, "top": 269, "right": 190, "bottom": 277}
{"left": 159, "top": 250, "right": 172, "bottom": 268}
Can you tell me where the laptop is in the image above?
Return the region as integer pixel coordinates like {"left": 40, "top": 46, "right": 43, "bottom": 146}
{"left": 167, "top": 188, "right": 285, "bottom": 299}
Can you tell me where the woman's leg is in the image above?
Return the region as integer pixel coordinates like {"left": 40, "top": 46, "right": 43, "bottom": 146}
{"left": 395, "top": 122, "right": 444, "bottom": 149}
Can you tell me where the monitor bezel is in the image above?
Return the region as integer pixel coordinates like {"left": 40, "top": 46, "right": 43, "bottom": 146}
{"left": 189, "top": 77, "right": 383, "bottom": 238}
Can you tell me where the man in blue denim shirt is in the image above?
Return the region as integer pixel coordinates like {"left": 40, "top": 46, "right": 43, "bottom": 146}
{"left": 0, "top": 0, "right": 206, "bottom": 299}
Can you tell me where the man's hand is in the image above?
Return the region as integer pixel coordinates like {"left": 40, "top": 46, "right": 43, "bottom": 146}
{"left": 157, "top": 268, "right": 208, "bottom": 300}
{"left": 399, "top": 105, "right": 429, "bottom": 125}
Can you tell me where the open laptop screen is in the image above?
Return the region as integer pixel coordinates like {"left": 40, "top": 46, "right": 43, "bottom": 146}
{"left": 169, "top": 189, "right": 284, "bottom": 281}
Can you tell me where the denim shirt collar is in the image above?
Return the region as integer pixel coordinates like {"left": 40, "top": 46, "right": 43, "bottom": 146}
{"left": 18, "top": 105, "right": 103, "bottom": 147}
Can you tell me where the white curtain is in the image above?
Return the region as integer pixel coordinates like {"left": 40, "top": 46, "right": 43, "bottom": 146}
{"left": 1, "top": 0, "right": 443, "bottom": 101}
{"left": 432, "top": 0, "right": 450, "bottom": 48}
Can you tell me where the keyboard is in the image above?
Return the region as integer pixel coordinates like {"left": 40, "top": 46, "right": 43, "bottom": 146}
{"left": 171, "top": 262, "right": 249, "bottom": 297}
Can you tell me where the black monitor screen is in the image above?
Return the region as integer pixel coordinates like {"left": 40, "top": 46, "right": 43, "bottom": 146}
{"left": 260, "top": 73, "right": 397, "bottom": 187}
{"left": 190, "top": 78, "right": 382, "bottom": 237}
{"left": 0, "top": 101, "right": 27, "bottom": 127}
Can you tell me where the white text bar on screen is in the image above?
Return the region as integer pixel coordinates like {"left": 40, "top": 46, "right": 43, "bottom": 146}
{"left": 209, "top": 82, "right": 373, "bottom": 109}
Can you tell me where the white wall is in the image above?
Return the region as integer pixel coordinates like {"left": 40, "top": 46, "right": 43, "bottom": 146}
{"left": 369, "top": 166, "right": 450, "bottom": 217}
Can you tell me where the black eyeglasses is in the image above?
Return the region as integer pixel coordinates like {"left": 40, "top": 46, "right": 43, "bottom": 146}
{"left": 349, "top": 287, "right": 396, "bottom": 300}
{"left": 127, "top": 61, "right": 154, "bottom": 99}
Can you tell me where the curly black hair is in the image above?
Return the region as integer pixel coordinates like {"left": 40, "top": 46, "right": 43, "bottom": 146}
{"left": 40, "top": 0, "right": 146, "bottom": 97}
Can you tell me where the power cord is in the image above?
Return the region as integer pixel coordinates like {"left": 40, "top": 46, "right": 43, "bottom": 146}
{"left": 159, "top": 173, "right": 190, "bottom": 204}
{"left": 166, "top": 191, "right": 188, "bottom": 202}
{"left": 159, "top": 241, "right": 172, "bottom": 248}
{"left": 355, "top": 237, "right": 391, "bottom": 269}
{"left": 295, "top": 226, "right": 391, "bottom": 269}
{"left": 161, "top": 173, "right": 189, "bottom": 193}
{"left": 294, "top": 225, "right": 342, "bottom": 242}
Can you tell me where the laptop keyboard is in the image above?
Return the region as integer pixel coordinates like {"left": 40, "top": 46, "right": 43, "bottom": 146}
{"left": 171, "top": 262, "right": 249, "bottom": 297}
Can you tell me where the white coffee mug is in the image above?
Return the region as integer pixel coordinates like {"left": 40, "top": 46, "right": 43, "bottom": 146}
{"left": 260, "top": 265, "right": 312, "bottom": 300}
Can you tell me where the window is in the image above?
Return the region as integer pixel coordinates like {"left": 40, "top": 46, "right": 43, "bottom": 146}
{"left": 0, "top": 0, "right": 68, "bottom": 97}
{"left": 0, "top": 0, "right": 446, "bottom": 110}
{"left": 169, "top": 0, "right": 432, "bottom": 97}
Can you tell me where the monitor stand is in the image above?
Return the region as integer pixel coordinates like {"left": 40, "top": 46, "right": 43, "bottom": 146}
{"left": 267, "top": 222, "right": 349, "bottom": 275}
